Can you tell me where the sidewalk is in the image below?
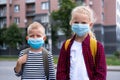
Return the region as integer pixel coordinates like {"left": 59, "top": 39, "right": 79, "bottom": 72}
{"left": 55, "top": 64, "right": 120, "bottom": 71}
{"left": 107, "top": 66, "right": 120, "bottom": 71}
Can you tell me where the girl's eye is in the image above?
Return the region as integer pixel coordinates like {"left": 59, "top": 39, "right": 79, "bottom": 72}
{"left": 74, "top": 22, "right": 79, "bottom": 23}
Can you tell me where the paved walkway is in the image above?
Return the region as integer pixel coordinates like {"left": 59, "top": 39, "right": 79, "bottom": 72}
{"left": 0, "top": 61, "right": 120, "bottom": 80}
{"left": 55, "top": 64, "right": 120, "bottom": 71}
{"left": 107, "top": 66, "right": 120, "bottom": 71}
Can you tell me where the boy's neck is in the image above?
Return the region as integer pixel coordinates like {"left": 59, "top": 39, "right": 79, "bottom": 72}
{"left": 30, "top": 47, "right": 43, "bottom": 52}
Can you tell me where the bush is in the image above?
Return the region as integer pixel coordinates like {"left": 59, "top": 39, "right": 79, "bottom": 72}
{"left": 114, "top": 51, "right": 120, "bottom": 59}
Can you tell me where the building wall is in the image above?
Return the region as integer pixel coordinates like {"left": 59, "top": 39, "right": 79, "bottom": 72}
{"left": 6, "top": 0, "right": 26, "bottom": 28}
{"left": 11, "top": 0, "right": 26, "bottom": 28}
{"left": 6, "top": 0, "right": 10, "bottom": 27}
{"left": 0, "top": 0, "right": 58, "bottom": 28}
{"left": 84, "top": 0, "right": 103, "bottom": 24}
{"left": 0, "top": 0, "right": 118, "bottom": 54}
{"left": 103, "top": 0, "right": 116, "bottom": 54}
{"left": 116, "top": 0, "right": 120, "bottom": 51}
{"left": 35, "top": 0, "right": 47, "bottom": 14}
{"left": 104, "top": 0, "right": 116, "bottom": 25}
{"left": 84, "top": 0, "right": 117, "bottom": 54}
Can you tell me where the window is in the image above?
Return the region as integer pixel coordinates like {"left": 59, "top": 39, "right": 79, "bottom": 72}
{"left": 14, "top": 5, "right": 20, "bottom": 12}
{"left": 0, "top": 18, "right": 6, "bottom": 28}
{"left": 41, "top": 2, "right": 49, "bottom": 10}
{"left": 102, "top": 12, "right": 104, "bottom": 22}
{"left": 41, "top": 15, "right": 49, "bottom": 23}
{"left": 101, "top": 0, "right": 104, "bottom": 7}
{"left": 0, "top": 7, "right": 6, "bottom": 16}
{"left": 14, "top": 17, "right": 20, "bottom": 24}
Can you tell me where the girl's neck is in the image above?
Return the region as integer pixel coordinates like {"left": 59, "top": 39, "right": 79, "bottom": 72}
{"left": 75, "top": 34, "right": 88, "bottom": 43}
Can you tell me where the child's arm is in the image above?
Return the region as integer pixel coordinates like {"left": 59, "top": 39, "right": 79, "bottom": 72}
{"left": 94, "top": 42, "right": 107, "bottom": 80}
{"left": 56, "top": 42, "right": 68, "bottom": 80}
{"left": 14, "top": 54, "right": 27, "bottom": 74}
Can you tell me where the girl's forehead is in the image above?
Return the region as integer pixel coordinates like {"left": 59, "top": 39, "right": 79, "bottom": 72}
{"left": 72, "top": 13, "right": 90, "bottom": 22}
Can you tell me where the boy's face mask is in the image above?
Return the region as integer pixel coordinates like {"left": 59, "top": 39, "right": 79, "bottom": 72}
{"left": 27, "top": 37, "right": 44, "bottom": 49}
{"left": 71, "top": 23, "right": 90, "bottom": 37}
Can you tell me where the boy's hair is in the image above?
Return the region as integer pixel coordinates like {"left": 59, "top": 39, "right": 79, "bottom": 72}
{"left": 27, "top": 22, "right": 45, "bottom": 36}
{"left": 70, "top": 6, "right": 96, "bottom": 39}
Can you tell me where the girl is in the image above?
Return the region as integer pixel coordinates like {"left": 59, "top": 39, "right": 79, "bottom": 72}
{"left": 56, "top": 6, "right": 106, "bottom": 80}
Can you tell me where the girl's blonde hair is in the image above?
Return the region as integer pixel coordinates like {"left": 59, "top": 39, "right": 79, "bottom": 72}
{"left": 70, "top": 6, "right": 96, "bottom": 39}
{"left": 27, "top": 22, "right": 45, "bottom": 36}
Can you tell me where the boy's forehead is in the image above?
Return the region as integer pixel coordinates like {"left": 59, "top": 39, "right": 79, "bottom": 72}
{"left": 28, "top": 28, "right": 44, "bottom": 35}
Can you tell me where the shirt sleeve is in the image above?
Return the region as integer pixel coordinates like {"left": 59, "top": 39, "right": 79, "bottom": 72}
{"left": 14, "top": 51, "right": 24, "bottom": 77}
{"left": 94, "top": 42, "right": 107, "bottom": 80}
{"left": 56, "top": 42, "right": 68, "bottom": 80}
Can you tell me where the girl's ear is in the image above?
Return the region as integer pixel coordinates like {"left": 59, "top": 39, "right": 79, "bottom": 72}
{"left": 89, "top": 22, "right": 93, "bottom": 29}
{"left": 43, "top": 36, "right": 47, "bottom": 41}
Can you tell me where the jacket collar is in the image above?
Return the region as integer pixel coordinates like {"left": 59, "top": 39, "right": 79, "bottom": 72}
{"left": 70, "top": 34, "right": 90, "bottom": 47}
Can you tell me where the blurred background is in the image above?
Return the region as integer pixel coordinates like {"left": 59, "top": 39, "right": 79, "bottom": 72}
{"left": 0, "top": 0, "right": 120, "bottom": 80}
{"left": 0, "top": 0, "right": 120, "bottom": 56}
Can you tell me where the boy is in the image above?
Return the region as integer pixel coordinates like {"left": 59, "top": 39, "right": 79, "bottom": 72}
{"left": 14, "top": 22, "right": 56, "bottom": 80}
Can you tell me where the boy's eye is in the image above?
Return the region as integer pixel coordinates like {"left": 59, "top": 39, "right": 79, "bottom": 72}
{"left": 81, "top": 22, "right": 87, "bottom": 24}
{"left": 29, "top": 35, "right": 34, "bottom": 37}
{"left": 37, "top": 35, "right": 41, "bottom": 37}
{"left": 29, "top": 35, "right": 42, "bottom": 38}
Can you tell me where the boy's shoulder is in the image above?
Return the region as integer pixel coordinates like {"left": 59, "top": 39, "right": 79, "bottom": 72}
{"left": 19, "top": 48, "right": 30, "bottom": 57}
{"left": 19, "top": 47, "right": 51, "bottom": 57}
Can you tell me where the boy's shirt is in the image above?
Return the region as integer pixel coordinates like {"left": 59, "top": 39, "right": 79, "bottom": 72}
{"left": 15, "top": 49, "right": 56, "bottom": 80}
{"left": 22, "top": 51, "right": 46, "bottom": 80}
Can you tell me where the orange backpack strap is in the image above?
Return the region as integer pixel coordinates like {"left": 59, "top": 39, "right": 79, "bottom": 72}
{"left": 90, "top": 37, "right": 97, "bottom": 63}
{"left": 65, "top": 39, "right": 71, "bottom": 51}
{"left": 65, "top": 38, "right": 97, "bottom": 63}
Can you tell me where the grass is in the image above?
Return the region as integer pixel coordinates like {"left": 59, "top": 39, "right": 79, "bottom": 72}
{"left": 53, "top": 56, "right": 58, "bottom": 64}
{"left": 0, "top": 55, "right": 120, "bottom": 66}
{"left": 0, "top": 56, "right": 18, "bottom": 61}
{"left": 54, "top": 55, "right": 120, "bottom": 65}
{"left": 106, "top": 56, "right": 120, "bottom": 65}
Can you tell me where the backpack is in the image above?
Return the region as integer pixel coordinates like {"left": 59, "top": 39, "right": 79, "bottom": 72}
{"left": 64, "top": 37, "right": 97, "bottom": 63}
{"left": 20, "top": 48, "right": 49, "bottom": 80}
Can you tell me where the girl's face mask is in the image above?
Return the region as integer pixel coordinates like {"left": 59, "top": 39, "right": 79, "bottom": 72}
{"left": 71, "top": 23, "right": 90, "bottom": 37}
{"left": 27, "top": 37, "right": 44, "bottom": 49}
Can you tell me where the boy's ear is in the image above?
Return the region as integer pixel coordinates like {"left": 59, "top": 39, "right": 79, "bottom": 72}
{"left": 26, "top": 36, "right": 29, "bottom": 40}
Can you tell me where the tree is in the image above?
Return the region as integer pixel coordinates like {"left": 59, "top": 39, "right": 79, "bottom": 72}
{"left": 51, "top": 0, "right": 76, "bottom": 40}
{"left": 0, "top": 27, "right": 7, "bottom": 48}
{"left": 5, "top": 23, "right": 23, "bottom": 48}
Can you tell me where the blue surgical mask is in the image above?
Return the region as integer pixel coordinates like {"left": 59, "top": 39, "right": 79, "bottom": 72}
{"left": 27, "top": 37, "right": 44, "bottom": 49}
{"left": 71, "top": 23, "right": 90, "bottom": 36}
